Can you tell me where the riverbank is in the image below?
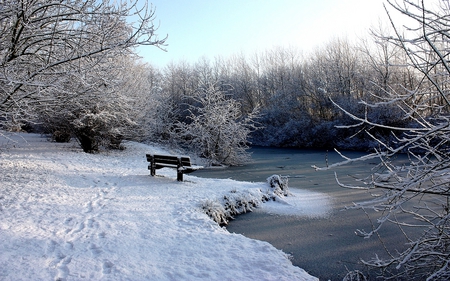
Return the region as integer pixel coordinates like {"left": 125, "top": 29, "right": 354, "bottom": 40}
{"left": 195, "top": 147, "right": 414, "bottom": 280}
{"left": 0, "top": 133, "right": 317, "bottom": 281}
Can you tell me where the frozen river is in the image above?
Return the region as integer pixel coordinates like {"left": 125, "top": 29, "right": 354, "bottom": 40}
{"left": 194, "top": 147, "right": 414, "bottom": 280}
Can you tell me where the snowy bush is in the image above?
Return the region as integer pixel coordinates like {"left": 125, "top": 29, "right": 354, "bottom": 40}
{"left": 0, "top": 0, "right": 165, "bottom": 146}
{"left": 266, "top": 175, "right": 290, "bottom": 197}
{"left": 201, "top": 175, "right": 291, "bottom": 225}
{"left": 71, "top": 108, "right": 131, "bottom": 152}
{"left": 174, "top": 83, "right": 259, "bottom": 166}
{"left": 41, "top": 88, "right": 136, "bottom": 153}
{"left": 201, "top": 190, "right": 263, "bottom": 226}
{"left": 201, "top": 200, "right": 229, "bottom": 226}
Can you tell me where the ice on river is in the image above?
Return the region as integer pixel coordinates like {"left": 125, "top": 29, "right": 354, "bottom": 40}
{"left": 261, "top": 189, "right": 332, "bottom": 218}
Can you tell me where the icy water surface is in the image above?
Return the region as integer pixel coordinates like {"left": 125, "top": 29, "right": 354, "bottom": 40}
{"left": 194, "top": 147, "right": 415, "bottom": 280}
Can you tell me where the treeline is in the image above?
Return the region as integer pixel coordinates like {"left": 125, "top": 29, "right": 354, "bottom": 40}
{"left": 139, "top": 37, "right": 424, "bottom": 151}
{"left": 2, "top": 1, "right": 445, "bottom": 165}
{"left": 0, "top": 0, "right": 166, "bottom": 153}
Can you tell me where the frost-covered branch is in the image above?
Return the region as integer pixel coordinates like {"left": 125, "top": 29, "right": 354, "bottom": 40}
{"left": 0, "top": 0, "right": 166, "bottom": 132}
{"left": 318, "top": 1, "right": 450, "bottom": 279}
{"left": 174, "top": 83, "right": 260, "bottom": 166}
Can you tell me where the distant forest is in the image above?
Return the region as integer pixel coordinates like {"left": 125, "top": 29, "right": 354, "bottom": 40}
{"left": 1, "top": 1, "right": 447, "bottom": 163}
{"left": 139, "top": 36, "right": 429, "bottom": 152}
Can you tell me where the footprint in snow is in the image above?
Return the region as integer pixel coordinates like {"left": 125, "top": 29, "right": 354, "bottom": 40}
{"left": 83, "top": 201, "right": 93, "bottom": 213}
{"left": 69, "top": 221, "right": 85, "bottom": 235}
{"left": 63, "top": 217, "right": 73, "bottom": 226}
{"left": 92, "top": 199, "right": 103, "bottom": 209}
{"left": 55, "top": 256, "right": 71, "bottom": 281}
{"left": 63, "top": 241, "right": 73, "bottom": 250}
{"left": 86, "top": 218, "right": 95, "bottom": 228}
{"left": 46, "top": 240, "right": 57, "bottom": 256}
{"left": 89, "top": 243, "right": 102, "bottom": 256}
{"left": 102, "top": 260, "right": 114, "bottom": 274}
{"left": 47, "top": 248, "right": 66, "bottom": 269}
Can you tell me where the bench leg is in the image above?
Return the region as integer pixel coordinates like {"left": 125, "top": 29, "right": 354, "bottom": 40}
{"left": 177, "top": 158, "right": 183, "bottom": 181}
{"left": 150, "top": 162, "right": 156, "bottom": 176}
{"left": 177, "top": 171, "right": 183, "bottom": 181}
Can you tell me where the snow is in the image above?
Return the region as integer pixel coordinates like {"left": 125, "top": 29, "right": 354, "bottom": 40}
{"left": 0, "top": 133, "right": 320, "bottom": 281}
{"left": 260, "top": 189, "right": 332, "bottom": 218}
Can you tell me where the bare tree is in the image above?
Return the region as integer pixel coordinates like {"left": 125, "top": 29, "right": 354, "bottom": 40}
{"left": 121, "top": 60, "right": 167, "bottom": 142}
{"left": 0, "top": 0, "right": 166, "bottom": 136}
{"left": 174, "top": 83, "right": 259, "bottom": 166}
{"left": 317, "top": 1, "right": 450, "bottom": 279}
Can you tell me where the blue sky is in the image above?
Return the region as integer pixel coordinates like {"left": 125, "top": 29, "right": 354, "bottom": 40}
{"left": 137, "top": 0, "right": 388, "bottom": 67}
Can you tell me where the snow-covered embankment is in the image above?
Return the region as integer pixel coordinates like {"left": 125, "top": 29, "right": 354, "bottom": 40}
{"left": 202, "top": 174, "right": 291, "bottom": 225}
{"left": 0, "top": 133, "right": 317, "bottom": 281}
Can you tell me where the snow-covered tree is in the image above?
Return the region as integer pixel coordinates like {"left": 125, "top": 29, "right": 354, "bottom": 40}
{"left": 318, "top": 1, "right": 450, "bottom": 279}
{"left": 175, "top": 83, "right": 259, "bottom": 166}
{"left": 39, "top": 54, "right": 142, "bottom": 152}
{"left": 119, "top": 61, "right": 169, "bottom": 142}
{"left": 0, "top": 0, "right": 166, "bottom": 149}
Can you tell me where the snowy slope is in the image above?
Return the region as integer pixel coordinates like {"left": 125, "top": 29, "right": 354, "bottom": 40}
{"left": 0, "top": 133, "right": 317, "bottom": 281}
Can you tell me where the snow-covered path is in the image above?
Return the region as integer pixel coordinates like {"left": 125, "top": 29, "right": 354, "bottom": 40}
{"left": 0, "top": 133, "right": 317, "bottom": 280}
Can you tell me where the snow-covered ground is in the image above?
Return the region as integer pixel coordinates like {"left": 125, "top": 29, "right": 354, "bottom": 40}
{"left": 0, "top": 133, "right": 328, "bottom": 280}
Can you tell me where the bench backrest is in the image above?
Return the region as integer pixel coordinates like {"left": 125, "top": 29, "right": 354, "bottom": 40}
{"left": 146, "top": 154, "right": 191, "bottom": 167}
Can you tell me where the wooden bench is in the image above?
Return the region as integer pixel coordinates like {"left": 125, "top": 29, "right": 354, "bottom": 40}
{"left": 146, "top": 154, "right": 199, "bottom": 181}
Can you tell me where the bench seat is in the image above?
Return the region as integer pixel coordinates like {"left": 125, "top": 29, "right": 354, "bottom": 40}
{"left": 146, "top": 154, "right": 200, "bottom": 181}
